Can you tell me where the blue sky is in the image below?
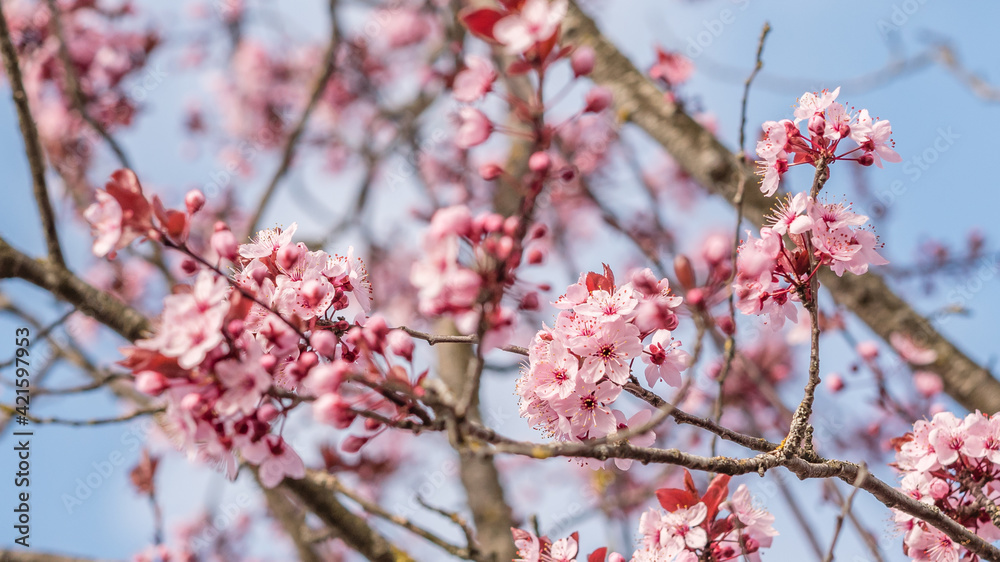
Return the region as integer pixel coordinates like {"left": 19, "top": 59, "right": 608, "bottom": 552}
{"left": 1, "top": 0, "right": 999, "bottom": 560}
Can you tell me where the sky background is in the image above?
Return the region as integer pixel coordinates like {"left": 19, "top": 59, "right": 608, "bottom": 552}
{"left": 1, "top": 0, "right": 999, "bottom": 560}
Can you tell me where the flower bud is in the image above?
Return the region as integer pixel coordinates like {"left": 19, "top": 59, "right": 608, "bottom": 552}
{"left": 185, "top": 189, "right": 206, "bottom": 214}
{"left": 211, "top": 227, "right": 239, "bottom": 262}
{"left": 528, "top": 151, "right": 551, "bottom": 173}
{"left": 826, "top": 373, "right": 845, "bottom": 393}
{"left": 571, "top": 46, "right": 596, "bottom": 77}
{"left": 479, "top": 162, "right": 503, "bottom": 180}
{"left": 257, "top": 403, "right": 280, "bottom": 423}
{"left": 180, "top": 258, "right": 198, "bottom": 276}
{"left": 135, "top": 370, "right": 168, "bottom": 396}
{"left": 386, "top": 330, "right": 414, "bottom": 361}
{"left": 341, "top": 435, "right": 369, "bottom": 453}
{"left": 584, "top": 86, "right": 613, "bottom": 113}
{"left": 674, "top": 254, "right": 697, "bottom": 291}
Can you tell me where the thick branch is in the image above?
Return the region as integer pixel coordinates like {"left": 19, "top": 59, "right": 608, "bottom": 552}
{"left": 282, "top": 473, "right": 416, "bottom": 562}
{"left": 0, "top": 236, "right": 150, "bottom": 341}
{"left": 560, "top": 1, "right": 1000, "bottom": 414}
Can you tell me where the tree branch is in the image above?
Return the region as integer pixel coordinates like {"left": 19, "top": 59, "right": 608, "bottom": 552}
{"left": 560, "top": 0, "right": 1000, "bottom": 415}
{"left": 0, "top": 1, "right": 64, "bottom": 267}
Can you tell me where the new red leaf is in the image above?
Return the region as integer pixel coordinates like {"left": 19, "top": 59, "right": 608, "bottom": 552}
{"left": 588, "top": 547, "right": 608, "bottom": 562}
{"left": 458, "top": 7, "right": 505, "bottom": 41}
{"left": 655, "top": 488, "right": 698, "bottom": 512}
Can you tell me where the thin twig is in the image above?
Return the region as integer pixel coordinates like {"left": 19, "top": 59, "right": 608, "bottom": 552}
{"left": 247, "top": 0, "right": 341, "bottom": 234}
{"left": 44, "top": 0, "right": 132, "bottom": 169}
{"left": 822, "top": 464, "right": 869, "bottom": 562}
{"left": 712, "top": 22, "right": 770, "bottom": 458}
{"left": 0, "top": 405, "right": 164, "bottom": 426}
{"left": 0, "top": 1, "right": 64, "bottom": 266}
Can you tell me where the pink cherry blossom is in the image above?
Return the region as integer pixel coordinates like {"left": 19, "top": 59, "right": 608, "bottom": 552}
{"left": 453, "top": 55, "right": 496, "bottom": 102}
{"left": 455, "top": 107, "right": 493, "bottom": 148}
{"left": 571, "top": 318, "right": 642, "bottom": 385}
{"left": 642, "top": 330, "right": 690, "bottom": 388}
{"left": 241, "top": 435, "right": 306, "bottom": 488}
{"left": 493, "top": 0, "right": 568, "bottom": 54}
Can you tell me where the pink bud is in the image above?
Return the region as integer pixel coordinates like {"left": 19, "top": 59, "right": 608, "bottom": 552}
{"left": 609, "top": 554, "right": 627, "bottom": 562}
{"left": 257, "top": 403, "right": 280, "bottom": 423}
{"left": 305, "top": 362, "right": 349, "bottom": 394}
{"left": 276, "top": 243, "right": 302, "bottom": 271}
{"left": 363, "top": 417, "right": 383, "bottom": 431}
{"left": 528, "top": 223, "right": 547, "bottom": 240}
{"left": 826, "top": 373, "right": 845, "bottom": 393}
{"left": 716, "top": 315, "right": 735, "bottom": 336}
{"left": 298, "top": 351, "right": 318, "bottom": 371}
{"left": 808, "top": 113, "right": 826, "bottom": 138}
{"left": 858, "top": 152, "right": 875, "bottom": 166}
{"left": 227, "top": 319, "right": 244, "bottom": 338}
{"left": 686, "top": 287, "right": 705, "bottom": 308}
{"left": 185, "top": 189, "right": 206, "bottom": 214}
{"left": 528, "top": 151, "right": 551, "bottom": 173}
{"left": 929, "top": 478, "right": 950, "bottom": 500}
{"left": 571, "top": 46, "right": 595, "bottom": 77}
{"left": 674, "top": 255, "right": 696, "bottom": 290}
{"left": 180, "top": 258, "right": 198, "bottom": 276}
{"left": 479, "top": 162, "right": 503, "bottom": 180}
{"left": 913, "top": 370, "right": 943, "bottom": 398}
{"left": 503, "top": 216, "right": 520, "bottom": 237}
{"left": 259, "top": 354, "right": 278, "bottom": 372}
{"left": 481, "top": 212, "right": 504, "bottom": 234}
{"left": 856, "top": 341, "right": 879, "bottom": 361}
{"left": 211, "top": 228, "right": 239, "bottom": 261}
{"left": 310, "top": 330, "right": 339, "bottom": 359}
{"left": 584, "top": 86, "right": 613, "bottom": 113}
{"left": 135, "top": 370, "right": 168, "bottom": 395}
{"left": 520, "top": 292, "right": 540, "bottom": 310}
{"left": 313, "top": 394, "right": 355, "bottom": 428}
{"left": 386, "top": 330, "right": 414, "bottom": 361}
{"left": 180, "top": 392, "right": 203, "bottom": 412}
{"left": 341, "top": 435, "right": 369, "bottom": 453}
{"left": 527, "top": 247, "right": 545, "bottom": 264}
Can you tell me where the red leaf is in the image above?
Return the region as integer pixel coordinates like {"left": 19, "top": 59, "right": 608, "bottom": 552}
{"left": 683, "top": 469, "right": 698, "bottom": 496}
{"left": 458, "top": 7, "right": 505, "bottom": 41}
{"left": 655, "top": 488, "right": 698, "bottom": 512}
{"left": 702, "top": 473, "right": 731, "bottom": 522}
{"left": 602, "top": 263, "right": 616, "bottom": 289}
{"left": 588, "top": 547, "right": 608, "bottom": 562}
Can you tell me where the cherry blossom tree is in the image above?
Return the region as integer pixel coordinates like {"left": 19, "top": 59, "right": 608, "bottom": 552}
{"left": 2, "top": 1, "right": 1000, "bottom": 561}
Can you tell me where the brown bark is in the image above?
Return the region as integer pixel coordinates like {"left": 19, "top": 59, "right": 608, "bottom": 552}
{"left": 561, "top": 1, "right": 1000, "bottom": 414}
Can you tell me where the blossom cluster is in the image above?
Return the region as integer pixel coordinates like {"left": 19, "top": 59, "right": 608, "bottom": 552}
{"left": 893, "top": 411, "right": 1000, "bottom": 561}
{"left": 511, "top": 472, "right": 777, "bottom": 561}
{"left": 755, "top": 87, "right": 901, "bottom": 196}
{"left": 85, "top": 170, "right": 422, "bottom": 487}
{"left": 733, "top": 193, "right": 888, "bottom": 327}
{"left": 411, "top": 204, "right": 545, "bottom": 350}
{"left": 7, "top": 0, "right": 156, "bottom": 195}
{"left": 516, "top": 266, "right": 690, "bottom": 459}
